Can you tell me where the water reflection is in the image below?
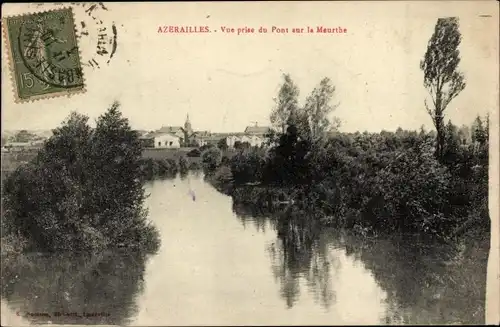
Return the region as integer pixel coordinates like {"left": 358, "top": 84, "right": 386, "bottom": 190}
{"left": 333, "top": 231, "right": 489, "bottom": 324}
{"left": 233, "top": 203, "right": 338, "bottom": 310}
{"left": 232, "top": 201, "right": 489, "bottom": 324}
{"left": 1, "top": 250, "right": 149, "bottom": 325}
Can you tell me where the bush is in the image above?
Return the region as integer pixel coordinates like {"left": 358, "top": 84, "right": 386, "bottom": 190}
{"left": 230, "top": 148, "right": 265, "bottom": 184}
{"left": 1, "top": 103, "right": 161, "bottom": 253}
{"left": 186, "top": 148, "right": 201, "bottom": 157}
{"left": 369, "top": 142, "right": 452, "bottom": 235}
{"left": 201, "top": 147, "right": 222, "bottom": 173}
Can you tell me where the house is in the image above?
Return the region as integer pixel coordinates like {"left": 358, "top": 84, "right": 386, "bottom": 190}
{"left": 226, "top": 133, "right": 245, "bottom": 148}
{"left": 244, "top": 125, "right": 272, "bottom": 137}
{"left": 191, "top": 131, "right": 211, "bottom": 147}
{"left": 155, "top": 115, "right": 196, "bottom": 146}
{"left": 140, "top": 132, "right": 181, "bottom": 149}
{"left": 204, "top": 134, "right": 228, "bottom": 146}
{"left": 157, "top": 126, "right": 185, "bottom": 139}
{"left": 226, "top": 134, "right": 266, "bottom": 148}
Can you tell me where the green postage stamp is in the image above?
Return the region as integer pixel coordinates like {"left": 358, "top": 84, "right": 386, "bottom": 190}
{"left": 3, "top": 7, "right": 85, "bottom": 102}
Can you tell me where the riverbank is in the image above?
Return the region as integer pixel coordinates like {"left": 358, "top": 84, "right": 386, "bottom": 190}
{"left": 204, "top": 126, "right": 490, "bottom": 243}
{"left": 209, "top": 172, "right": 489, "bottom": 241}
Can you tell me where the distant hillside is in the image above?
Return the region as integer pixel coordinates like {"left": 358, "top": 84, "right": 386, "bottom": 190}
{"left": 2, "top": 129, "right": 53, "bottom": 140}
{"left": 31, "top": 129, "right": 54, "bottom": 138}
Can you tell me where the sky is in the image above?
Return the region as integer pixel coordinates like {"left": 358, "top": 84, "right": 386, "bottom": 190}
{"left": 1, "top": 1, "right": 499, "bottom": 133}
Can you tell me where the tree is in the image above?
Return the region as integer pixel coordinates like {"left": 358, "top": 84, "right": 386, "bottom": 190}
{"left": 420, "top": 17, "right": 466, "bottom": 160}
{"left": 457, "top": 124, "right": 471, "bottom": 145}
{"left": 303, "top": 77, "right": 339, "bottom": 143}
{"left": 419, "top": 125, "right": 427, "bottom": 138}
{"left": 484, "top": 113, "right": 490, "bottom": 143}
{"left": 88, "top": 102, "right": 160, "bottom": 250}
{"left": 2, "top": 113, "right": 95, "bottom": 250}
{"left": 12, "top": 130, "right": 36, "bottom": 143}
{"left": 217, "top": 138, "right": 228, "bottom": 150}
{"left": 2, "top": 102, "right": 161, "bottom": 252}
{"left": 471, "top": 115, "right": 486, "bottom": 145}
{"left": 230, "top": 148, "right": 265, "bottom": 184}
{"left": 270, "top": 74, "right": 300, "bottom": 133}
{"left": 264, "top": 122, "right": 311, "bottom": 185}
{"left": 202, "top": 147, "right": 222, "bottom": 173}
{"left": 442, "top": 120, "right": 461, "bottom": 168}
{"left": 287, "top": 106, "right": 311, "bottom": 142}
{"left": 87, "top": 102, "right": 149, "bottom": 239}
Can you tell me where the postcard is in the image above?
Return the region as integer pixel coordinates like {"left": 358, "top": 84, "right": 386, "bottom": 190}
{"left": 1, "top": 1, "right": 499, "bottom": 326}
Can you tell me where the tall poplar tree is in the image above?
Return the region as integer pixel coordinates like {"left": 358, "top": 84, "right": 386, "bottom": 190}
{"left": 420, "top": 17, "right": 466, "bottom": 160}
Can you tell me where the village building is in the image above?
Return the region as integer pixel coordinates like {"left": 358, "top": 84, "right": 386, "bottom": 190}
{"left": 244, "top": 125, "right": 272, "bottom": 137}
{"left": 145, "top": 116, "right": 272, "bottom": 149}
{"left": 139, "top": 132, "right": 181, "bottom": 149}
{"left": 191, "top": 131, "right": 211, "bottom": 147}
{"left": 155, "top": 114, "right": 196, "bottom": 146}
{"left": 157, "top": 126, "right": 184, "bottom": 139}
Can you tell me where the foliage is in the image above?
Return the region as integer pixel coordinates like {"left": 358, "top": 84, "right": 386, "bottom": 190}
{"left": 217, "top": 138, "right": 228, "bottom": 150}
{"left": 270, "top": 73, "right": 300, "bottom": 133}
{"left": 420, "top": 17, "right": 466, "bottom": 160}
{"left": 302, "top": 77, "right": 340, "bottom": 143}
{"left": 1, "top": 103, "right": 161, "bottom": 253}
{"left": 11, "top": 130, "right": 38, "bottom": 143}
{"left": 234, "top": 141, "right": 251, "bottom": 150}
{"left": 262, "top": 123, "right": 312, "bottom": 185}
{"left": 230, "top": 148, "right": 266, "bottom": 184}
{"left": 269, "top": 75, "right": 340, "bottom": 147}
{"left": 471, "top": 115, "right": 487, "bottom": 145}
{"left": 186, "top": 148, "right": 202, "bottom": 157}
{"left": 199, "top": 144, "right": 214, "bottom": 152}
{"left": 201, "top": 146, "right": 222, "bottom": 173}
{"left": 213, "top": 116, "right": 489, "bottom": 241}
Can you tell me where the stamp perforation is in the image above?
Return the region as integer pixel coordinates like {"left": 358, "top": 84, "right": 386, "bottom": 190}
{"left": 2, "top": 6, "right": 87, "bottom": 104}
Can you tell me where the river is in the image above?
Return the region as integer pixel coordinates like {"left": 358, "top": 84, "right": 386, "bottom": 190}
{"left": 1, "top": 172, "right": 489, "bottom": 325}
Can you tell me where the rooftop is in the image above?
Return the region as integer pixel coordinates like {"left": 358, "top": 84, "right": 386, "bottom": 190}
{"left": 244, "top": 126, "right": 271, "bottom": 134}
{"left": 140, "top": 132, "right": 181, "bottom": 139}
{"left": 158, "top": 126, "right": 183, "bottom": 133}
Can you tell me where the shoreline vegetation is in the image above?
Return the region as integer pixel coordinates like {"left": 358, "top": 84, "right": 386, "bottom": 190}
{"left": 203, "top": 119, "right": 489, "bottom": 244}
{"left": 1, "top": 17, "right": 490, "bottom": 259}
{"left": 1, "top": 103, "right": 162, "bottom": 256}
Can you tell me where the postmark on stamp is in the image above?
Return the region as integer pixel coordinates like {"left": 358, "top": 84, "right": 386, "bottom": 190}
{"left": 3, "top": 7, "right": 85, "bottom": 102}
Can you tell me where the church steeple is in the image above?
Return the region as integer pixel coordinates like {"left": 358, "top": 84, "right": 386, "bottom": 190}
{"left": 184, "top": 113, "right": 192, "bottom": 134}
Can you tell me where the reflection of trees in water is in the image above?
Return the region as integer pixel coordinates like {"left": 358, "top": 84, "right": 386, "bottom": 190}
{"left": 1, "top": 250, "right": 150, "bottom": 325}
{"left": 232, "top": 201, "right": 488, "bottom": 324}
{"left": 328, "top": 231, "right": 489, "bottom": 325}
{"left": 232, "top": 201, "right": 275, "bottom": 233}
{"left": 233, "top": 202, "right": 338, "bottom": 310}
{"left": 270, "top": 210, "right": 340, "bottom": 310}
